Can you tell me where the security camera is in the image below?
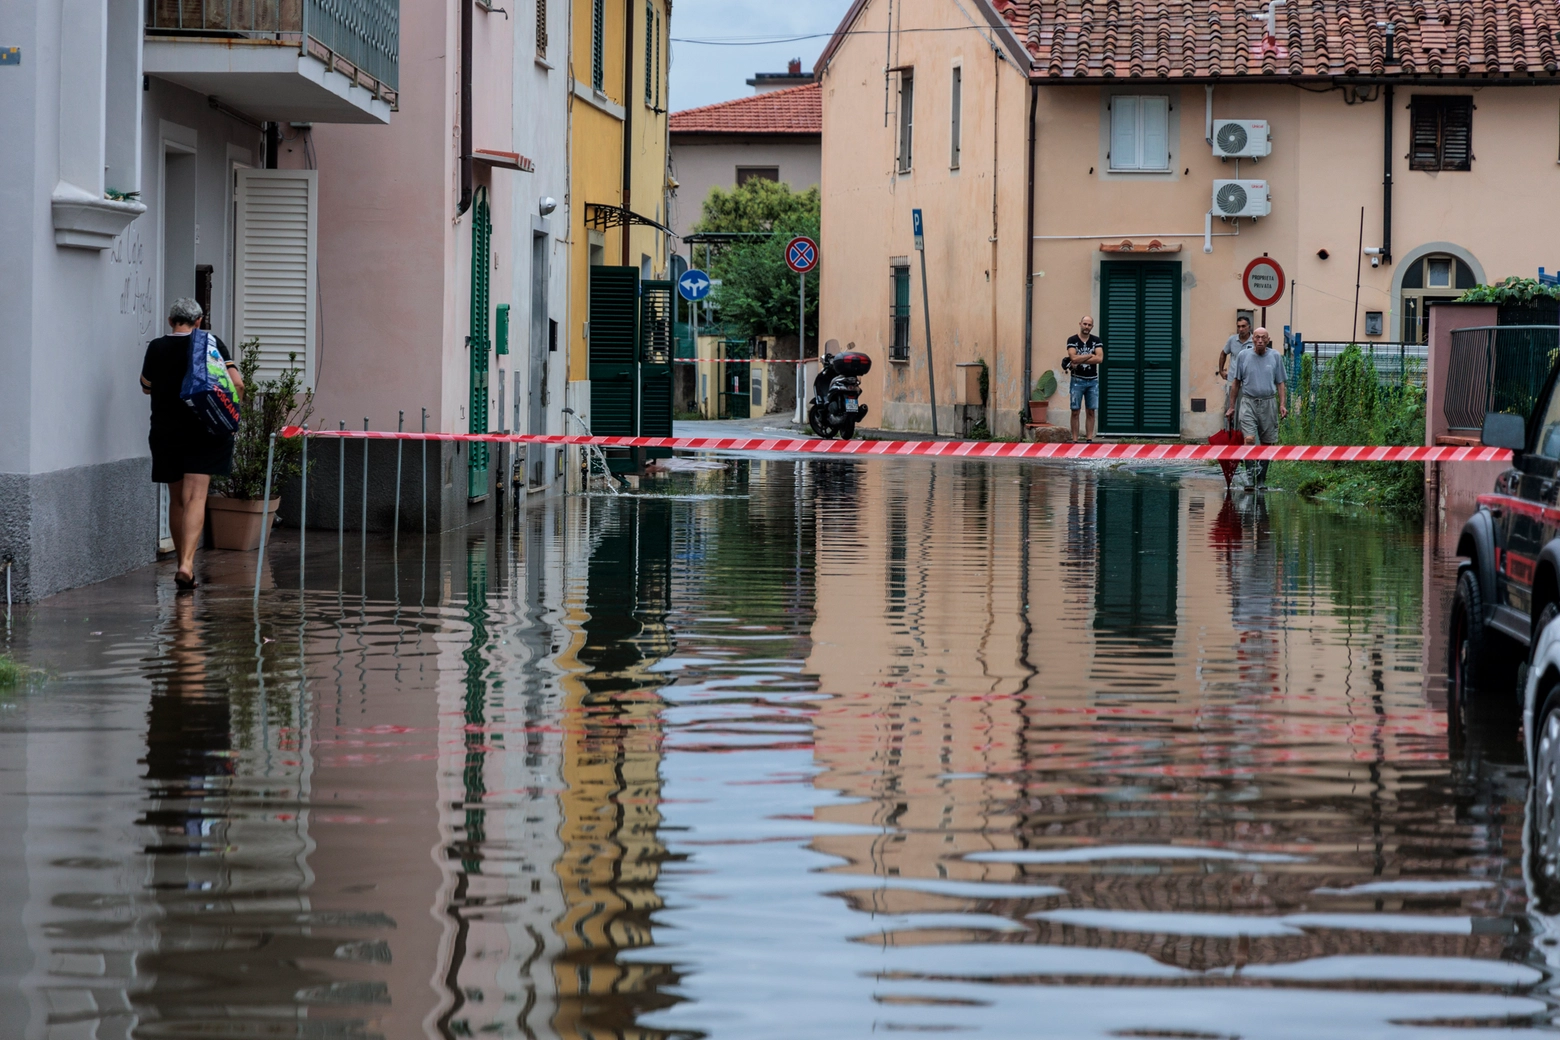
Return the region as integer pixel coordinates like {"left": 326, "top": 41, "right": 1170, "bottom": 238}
{"left": 539, "top": 196, "right": 558, "bottom": 216}
{"left": 1370, "top": 254, "right": 1381, "bottom": 268}
{"left": 1363, "top": 245, "right": 1382, "bottom": 269}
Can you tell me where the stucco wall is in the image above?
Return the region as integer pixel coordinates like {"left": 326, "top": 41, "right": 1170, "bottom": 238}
{"left": 668, "top": 134, "right": 821, "bottom": 238}
{"left": 818, "top": 0, "right": 1033, "bottom": 437}
{"left": 820, "top": 0, "right": 1560, "bottom": 440}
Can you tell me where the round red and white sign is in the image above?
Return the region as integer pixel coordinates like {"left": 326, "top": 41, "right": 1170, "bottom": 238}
{"left": 1242, "top": 256, "right": 1286, "bottom": 308}
{"left": 785, "top": 236, "right": 819, "bottom": 273}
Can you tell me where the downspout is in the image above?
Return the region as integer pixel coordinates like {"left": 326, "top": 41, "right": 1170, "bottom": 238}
{"left": 456, "top": 0, "right": 474, "bottom": 217}
{"left": 1204, "top": 84, "right": 1214, "bottom": 144}
{"left": 1382, "top": 83, "right": 1393, "bottom": 265}
{"left": 621, "top": 0, "right": 635, "bottom": 265}
{"left": 1021, "top": 80, "right": 1038, "bottom": 414}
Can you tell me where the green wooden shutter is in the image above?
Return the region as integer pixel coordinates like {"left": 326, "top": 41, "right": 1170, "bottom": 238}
{"left": 1098, "top": 261, "right": 1180, "bottom": 435}
{"left": 592, "top": 0, "right": 604, "bottom": 89}
{"left": 468, "top": 188, "right": 491, "bottom": 498}
{"left": 495, "top": 302, "right": 509, "bottom": 355}
{"left": 1139, "top": 264, "right": 1180, "bottom": 434}
{"left": 589, "top": 266, "right": 640, "bottom": 436}
{"left": 639, "top": 279, "right": 673, "bottom": 437}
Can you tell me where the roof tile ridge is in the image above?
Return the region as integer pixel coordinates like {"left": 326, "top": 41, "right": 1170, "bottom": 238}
{"left": 1154, "top": 0, "right": 1172, "bottom": 75}
{"left": 1286, "top": 0, "right": 1304, "bottom": 72}
{"left": 1181, "top": 0, "right": 1198, "bottom": 74}
{"left": 1338, "top": 0, "right": 1360, "bottom": 73}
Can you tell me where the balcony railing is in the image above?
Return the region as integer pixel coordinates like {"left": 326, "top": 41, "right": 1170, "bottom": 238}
{"left": 148, "top": 0, "right": 398, "bottom": 93}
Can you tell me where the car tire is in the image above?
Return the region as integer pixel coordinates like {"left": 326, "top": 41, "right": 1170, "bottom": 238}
{"left": 1449, "top": 568, "right": 1518, "bottom": 709}
{"left": 1533, "top": 682, "right": 1560, "bottom": 909}
{"left": 1535, "top": 601, "right": 1559, "bottom": 661}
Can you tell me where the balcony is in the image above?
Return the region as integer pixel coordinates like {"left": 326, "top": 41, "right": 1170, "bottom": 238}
{"left": 144, "top": 0, "right": 397, "bottom": 125}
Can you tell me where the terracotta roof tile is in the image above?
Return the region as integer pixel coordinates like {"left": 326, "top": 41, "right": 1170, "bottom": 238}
{"left": 983, "top": 0, "right": 1560, "bottom": 77}
{"left": 670, "top": 83, "right": 821, "bottom": 135}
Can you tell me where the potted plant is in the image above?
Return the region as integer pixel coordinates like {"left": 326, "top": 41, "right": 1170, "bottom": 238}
{"left": 208, "top": 340, "right": 313, "bottom": 551}
{"left": 1029, "top": 370, "right": 1058, "bottom": 425}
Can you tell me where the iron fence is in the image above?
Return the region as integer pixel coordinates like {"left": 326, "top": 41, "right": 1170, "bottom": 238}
{"left": 147, "top": 0, "right": 398, "bottom": 91}
{"left": 1295, "top": 341, "right": 1428, "bottom": 387}
{"left": 1444, "top": 325, "right": 1559, "bottom": 431}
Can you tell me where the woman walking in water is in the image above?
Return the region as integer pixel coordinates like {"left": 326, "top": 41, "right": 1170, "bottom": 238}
{"left": 140, "top": 298, "right": 244, "bottom": 590}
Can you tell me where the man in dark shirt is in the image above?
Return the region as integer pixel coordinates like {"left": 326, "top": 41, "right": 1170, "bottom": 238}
{"left": 1065, "top": 316, "right": 1104, "bottom": 442}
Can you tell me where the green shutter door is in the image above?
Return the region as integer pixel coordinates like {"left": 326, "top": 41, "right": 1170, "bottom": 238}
{"left": 589, "top": 266, "right": 640, "bottom": 436}
{"left": 1098, "top": 261, "right": 1181, "bottom": 436}
{"left": 639, "top": 280, "right": 674, "bottom": 437}
{"left": 468, "top": 188, "right": 492, "bottom": 499}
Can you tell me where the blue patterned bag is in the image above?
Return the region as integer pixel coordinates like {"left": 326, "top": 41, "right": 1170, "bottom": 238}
{"left": 179, "top": 330, "right": 242, "bottom": 435}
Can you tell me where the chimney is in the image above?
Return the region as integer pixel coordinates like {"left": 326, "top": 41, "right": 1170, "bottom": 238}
{"left": 788, "top": 58, "right": 802, "bottom": 74}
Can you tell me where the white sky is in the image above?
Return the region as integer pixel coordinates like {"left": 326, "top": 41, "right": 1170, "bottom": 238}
{"left": 667, "top": 0, "right": 846, "bottom": 111}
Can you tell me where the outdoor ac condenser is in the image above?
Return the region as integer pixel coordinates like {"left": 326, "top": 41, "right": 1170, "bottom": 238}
{"left": 1212, "top": 180, "right": 1271, "bottom": 218}
{"left": 1211, "top": 119, "right": 1272, "bottom": 159}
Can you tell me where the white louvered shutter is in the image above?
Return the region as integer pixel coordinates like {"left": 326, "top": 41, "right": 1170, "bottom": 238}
{"left": 233, "top": 168, "right": 317, "bottom": 385}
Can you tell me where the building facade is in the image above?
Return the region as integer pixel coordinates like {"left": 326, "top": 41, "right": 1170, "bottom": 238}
{"left": 816, "top": 0, "right": 1560, "bottom": 438}
{"left": 0, "top": 0, "right": 397, "bottom": 601}
{"left": 668, "top": 82, "right": 822, "bottom": 241}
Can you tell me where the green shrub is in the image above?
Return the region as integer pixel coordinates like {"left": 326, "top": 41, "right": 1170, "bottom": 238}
{"left": 1268, "top": 344, "right": 1425, "bottom": 516}
{"left": 0, "top": 654, "right": 24, "bottom": 689}
{"left": 213, "top": 340, "right": 314, "bottom": 500}
{"left": 1456, "top": 276, "right": 1560, "bottom": 306}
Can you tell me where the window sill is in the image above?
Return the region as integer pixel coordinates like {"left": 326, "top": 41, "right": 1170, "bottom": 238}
{"left": 535, "top": 55, "right": 553, "bottom": 70}
{"left": 1107, "top": 167, "right": 1174, "bottom": 174}
{"left": 888, "top": 353, "right": 910, "bottom": 364}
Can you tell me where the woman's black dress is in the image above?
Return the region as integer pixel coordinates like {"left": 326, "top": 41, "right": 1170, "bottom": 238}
{"left": 141, "top": 333, "right": 236, "bottom": 484}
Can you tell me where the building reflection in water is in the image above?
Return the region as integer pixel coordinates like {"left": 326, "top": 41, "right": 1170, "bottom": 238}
{"left": 10, "top": 455, "right": 1554, "bottom": 1040}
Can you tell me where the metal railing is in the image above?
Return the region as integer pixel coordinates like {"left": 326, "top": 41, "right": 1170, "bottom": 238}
{"left": 1299, "top": 341, "right": 1428, "bottom": 387}
{"left": 1444, "top": 326, "right": 1560, "bottom": 431}
{"left": 147, "top": 0, "right": 398, "bottom": 91}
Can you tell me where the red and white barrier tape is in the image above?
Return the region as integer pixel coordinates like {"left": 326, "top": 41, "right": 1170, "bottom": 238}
{"left": 280, "top": 427, "right": 1510, "bottom": 463}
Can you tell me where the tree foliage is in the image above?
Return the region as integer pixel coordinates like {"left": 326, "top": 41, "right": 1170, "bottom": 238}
{"left": 692, "top": 180, "right": 820, "bottom": 342}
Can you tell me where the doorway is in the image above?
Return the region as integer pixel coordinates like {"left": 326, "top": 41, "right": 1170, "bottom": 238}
{"left": 527, "top": 231, "right": 549, "bottom": 488}
{"left": 162, "top": 145, "right": 197, "bottom": 318}
{"left": 1098, "top": 261, "right": 1182, "bottom": 436}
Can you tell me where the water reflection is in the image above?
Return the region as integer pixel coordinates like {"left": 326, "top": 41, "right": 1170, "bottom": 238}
{"left": 4, "top": 457, "right": 1558, "bottom": 1038}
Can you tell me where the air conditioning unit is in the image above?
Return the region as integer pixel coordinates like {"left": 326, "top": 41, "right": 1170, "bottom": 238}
{"left": 1212, "top": 119, "right": 1272, "bottom": 159}
{"left": 1213, "top": 180, "right": 1271, "bottom": 218}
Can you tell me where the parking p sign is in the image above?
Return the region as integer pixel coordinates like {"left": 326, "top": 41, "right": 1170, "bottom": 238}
{"left": 1242, "top": 256, "right": 1285, "bottom": 308}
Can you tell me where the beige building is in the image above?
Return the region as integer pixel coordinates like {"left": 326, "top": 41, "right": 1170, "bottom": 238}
{"left": 668, "top": 82, "right": 823, "bottom": 241}
{"left": 815, "top": 0, "right": 1560, "bottom": 438}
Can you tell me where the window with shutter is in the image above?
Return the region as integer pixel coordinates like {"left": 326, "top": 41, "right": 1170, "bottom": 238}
{"left": 1409, "top": 96, "right": 1473, "bottom": 171}
{"left": 233, "top": 168, "right": 317, "bottom": 385}
{"left": 890, "top": 264, "right": 911, "bottom": 359}
{"left": 1108, "top": 95, "right": 1171, "bottom": 171}
{"left": 897, "top": 71, "right": 914, "bottom": 172}
{"left": 536, "top": 0, "right": 547, "bottom": 56}
{"left": 950, "top": 65, "right": 962, "bottom": 169}
{"left": 645, "top": 2, "right": 653, "bottom": 103}
{"left": 591, "top": 0, "right": 604, "bottom": 89}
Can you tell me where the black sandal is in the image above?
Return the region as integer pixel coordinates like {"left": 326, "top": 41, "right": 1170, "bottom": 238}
{"left": 175, "top": 571, "right": 198, "bottom": 591}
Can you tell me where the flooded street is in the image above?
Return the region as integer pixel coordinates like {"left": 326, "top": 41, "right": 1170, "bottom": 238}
{"left": 1, "top": 455, "right": 1550, "bottom": 1039}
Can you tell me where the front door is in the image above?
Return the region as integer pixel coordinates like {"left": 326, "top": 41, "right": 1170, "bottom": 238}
{"left": 1098, "top": 261, "right": 1181, "bottom": 436}
{"left": 527, "top": 232, "right": 549, "bottom": 487}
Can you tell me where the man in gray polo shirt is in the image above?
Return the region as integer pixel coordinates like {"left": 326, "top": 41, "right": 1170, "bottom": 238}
{"left": 1217, "top": 316, "right": 1254, "bottom": 416}
{"left": 1226, "top": 327, "right": 1288, "bottom": 490}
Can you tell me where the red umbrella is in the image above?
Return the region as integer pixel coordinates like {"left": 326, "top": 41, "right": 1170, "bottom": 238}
{"left": 1208, "top": 416, "right": 1243, "bottom": 488}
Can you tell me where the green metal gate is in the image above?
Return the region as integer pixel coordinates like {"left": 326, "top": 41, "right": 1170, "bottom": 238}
{"left": 639, "top": 280, "right": 674, "bottom": 437}
{"left": 468, "top": 187, "right": 492, "bottom": 498}
{"left": 1098, "top": 261, "right": 1181, "bottom": 436}
{"left": 720, "top": 340, "right": 751, "bottom": 419}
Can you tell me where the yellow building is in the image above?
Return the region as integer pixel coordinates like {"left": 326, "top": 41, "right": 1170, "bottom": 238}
{"left": 567, "top": 0, "right": 675, "bottom": 432}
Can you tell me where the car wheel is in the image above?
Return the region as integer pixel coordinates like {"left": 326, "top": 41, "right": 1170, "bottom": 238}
{"left": 1535, "top": 601, "right": 1559, "bottom": 660}
{"left": 1533, "top": 683, "right": 1560, "bottom": 907}
{"left": 1449, "top": 568, "right": 1518, "bottom": 708}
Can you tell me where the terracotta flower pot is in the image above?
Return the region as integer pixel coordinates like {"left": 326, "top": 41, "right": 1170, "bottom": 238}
{"left": 1028, "top": 399, "right": 1050, "bottom": 425}
{"left": 207, "top": 497, "right": 281, "bottom": 551}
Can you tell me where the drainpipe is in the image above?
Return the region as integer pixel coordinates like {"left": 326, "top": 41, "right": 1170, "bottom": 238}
{"left": 456, "top": 0, "right": 474, "bottom": 217}
{"left": 1382, "top": 82, "right": 1393, "bottom": 265}
{"left": 1021, "top": 81, "right": 1039, "bottom": 413}
{"left": 1204, "top": 84, "right": 1214, "bottom": 145}
{"left": 621, "top": 0, "right": 635, "bottom": 265}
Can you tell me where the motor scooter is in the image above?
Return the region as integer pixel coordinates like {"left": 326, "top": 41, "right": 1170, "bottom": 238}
{"left": 808, "top": 350, "right": 871, "bottom": 440}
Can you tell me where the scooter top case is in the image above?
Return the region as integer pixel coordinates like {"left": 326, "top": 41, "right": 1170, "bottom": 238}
{"left": 831, "top": 351, "right": 872, "bottom": 377}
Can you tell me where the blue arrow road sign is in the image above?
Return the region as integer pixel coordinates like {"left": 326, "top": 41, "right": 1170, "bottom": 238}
{"left": 912, "top": 208, "right": 924, "bottom": 251}
{"left": 678, "top": 269, "right": 713, "bottom": 301}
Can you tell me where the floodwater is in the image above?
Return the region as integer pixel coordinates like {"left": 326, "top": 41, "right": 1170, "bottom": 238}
{"left": 0, "top": 455, "right": 1551, "bottom": 1039}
